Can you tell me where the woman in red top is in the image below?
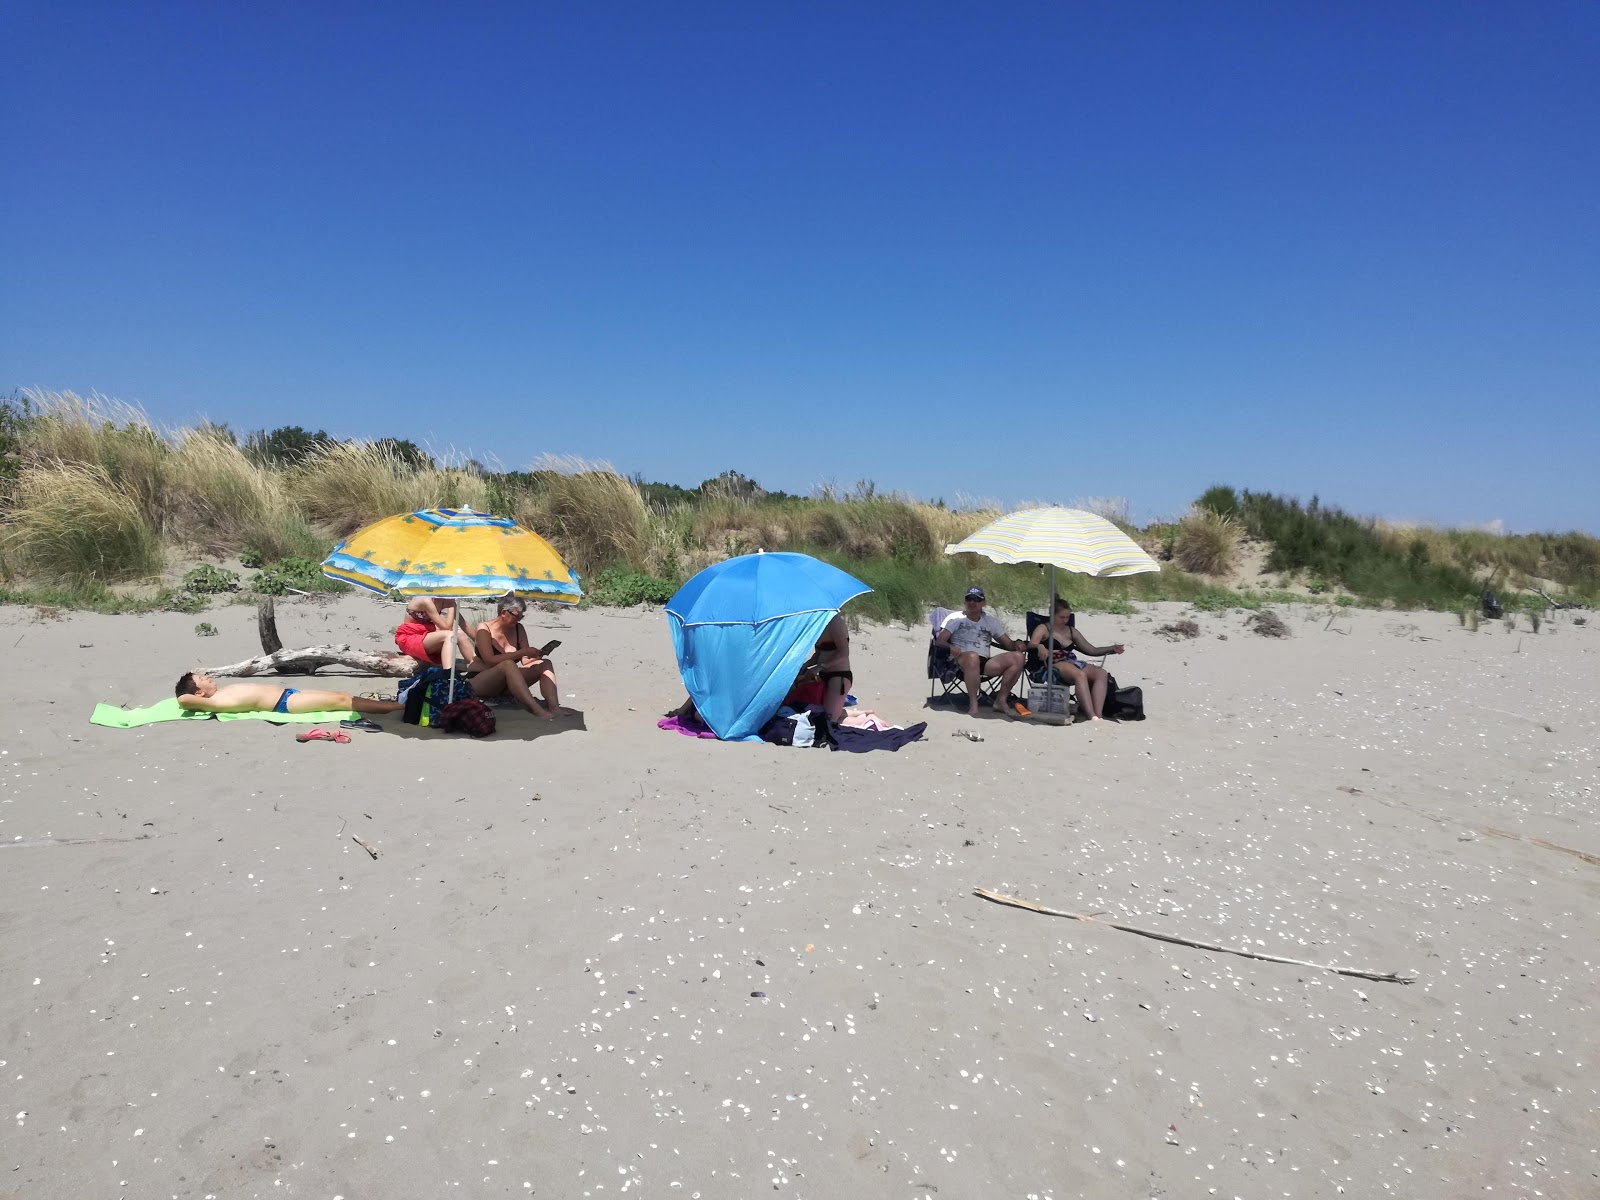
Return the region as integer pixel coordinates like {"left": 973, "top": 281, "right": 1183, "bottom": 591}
{"left": 394, "top": 597, "right": 476, "bottom": 669}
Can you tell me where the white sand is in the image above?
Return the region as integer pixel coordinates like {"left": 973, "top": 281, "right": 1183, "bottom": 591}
{"left": 2, "top": 594, "right": 1596, "bottom": 1198}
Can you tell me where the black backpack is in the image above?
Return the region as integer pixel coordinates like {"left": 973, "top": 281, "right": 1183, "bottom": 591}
{"left": 1102, "top": 673, "right": 1146, "bottom": 721}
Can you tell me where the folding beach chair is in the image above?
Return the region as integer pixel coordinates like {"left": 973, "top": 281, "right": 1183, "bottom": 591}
{"left": 926, "top": 607, "right": 1007, "bottom": 709}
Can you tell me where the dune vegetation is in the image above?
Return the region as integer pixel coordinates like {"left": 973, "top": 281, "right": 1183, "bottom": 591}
{"left": 0, "top": 390, "right": 1595, "bottom": 622}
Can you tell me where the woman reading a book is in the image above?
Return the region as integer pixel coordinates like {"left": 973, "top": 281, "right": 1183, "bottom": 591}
{"left": 469, "top": 595, "right": 574, "bottom": 718}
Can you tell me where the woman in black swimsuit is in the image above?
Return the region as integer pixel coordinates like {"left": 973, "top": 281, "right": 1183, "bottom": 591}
{"left": 809, "top": 612, "right": 852, "bottom": 722}
{"left": 467, "top": 596, "right": 574, "bottom": 718}
{"left": 1028, "top": 597, "right": 1125, "bottom": 721}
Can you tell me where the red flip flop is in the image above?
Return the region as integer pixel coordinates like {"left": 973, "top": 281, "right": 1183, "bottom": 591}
{"left": 296, "top": 728, "right": 351, "bottom": 743}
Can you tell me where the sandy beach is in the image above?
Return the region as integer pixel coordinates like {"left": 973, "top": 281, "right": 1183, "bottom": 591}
{"left": 2, "top": 594, "right": 1596, "bottom": 1199}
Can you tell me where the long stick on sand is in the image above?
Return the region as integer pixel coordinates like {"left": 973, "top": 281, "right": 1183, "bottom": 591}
{"left": 973, "top": 887, "right": 1413, "bottom": 985}
{"left": 1479, "top": 826, "right": 1600, "bottom": 867}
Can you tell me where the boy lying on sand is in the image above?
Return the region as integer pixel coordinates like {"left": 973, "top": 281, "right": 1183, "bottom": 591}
{"left": 175, "top": 672, "right": 403, "bottom": 716}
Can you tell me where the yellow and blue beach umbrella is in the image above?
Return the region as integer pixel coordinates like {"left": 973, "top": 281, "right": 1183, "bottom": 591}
{"left": 321, "top": 506, "right": 583, "bottom": 602}
{"left": 945, "top": 506, "right": 1159, "bottom": 578}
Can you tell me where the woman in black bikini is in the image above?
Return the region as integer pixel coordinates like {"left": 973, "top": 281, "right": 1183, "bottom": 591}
{"left": 467, "top": 596, "right": 574, "bottom": 718}
{"left": 807, "top": 612, "right": 852, "bottom": 722}
{"left": 1028, "top": 597, "right": 1124, "bottom": 721}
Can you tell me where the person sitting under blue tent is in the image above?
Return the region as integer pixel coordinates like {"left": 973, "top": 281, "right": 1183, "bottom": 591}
{"left": 800, "top": 612, "right": 852, "bottom": 722}
{"left": 937, "top": 586, "right": 1030, "bottom": 718}
{"left": 665, "top": 551, "right": 870, "bottom": 742}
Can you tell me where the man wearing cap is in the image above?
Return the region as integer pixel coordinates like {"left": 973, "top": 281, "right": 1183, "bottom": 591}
{"left": 937, "top": 587, "right": 1029, "bottom": 717}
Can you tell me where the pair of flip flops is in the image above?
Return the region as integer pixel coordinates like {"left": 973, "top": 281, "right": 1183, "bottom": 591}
{"left": 339, "top": 718, "right": 383, "bottom": 732}
{"left": 296, "top": 727, "right": 351, "bottom": 744}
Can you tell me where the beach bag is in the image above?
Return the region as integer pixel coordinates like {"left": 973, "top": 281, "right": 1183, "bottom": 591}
{"left": 759, "top": 714, "right": 796, "bottom": 746}
{"left": 757, "top": 711, "right": 834, "bottom": 748}
{"left": 1102, "top": 674, "right": 1145, "bottom": 721}
{"left": 1029, "top": 680, "right": 1074, "bottom": 717}
{"left": 401, "top": 667, "right": 474, "bottom": 726}
{"left": 400, "top": 670, "right": 439, "bottom": 725}
{"left": 437, "top": 698, "right": 496, "bottom": 737}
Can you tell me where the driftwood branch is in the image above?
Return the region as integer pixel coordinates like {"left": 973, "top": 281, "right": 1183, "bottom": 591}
{"left": 1, "top": 834, "right": 167, "bottom": 849}
{"left": 973, "top": 887, "right": 1413, "bottom": 985}
{"left": 258, "top": 599, "right": 283, "bottom": 654}
{"left": 204, "top": 598, "right": 418, "bottom": 677}
{"left": 204, "top": 645, "right": 420, "bottom": 678}
{"left": 1479, "top": 826, "right": 1600, "bottom": 868}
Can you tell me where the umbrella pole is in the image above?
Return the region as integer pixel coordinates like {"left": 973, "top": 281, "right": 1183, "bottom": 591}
{"left": 1048, "top": 563, "right": 1057, "bottom": 674}
{"left": 448, "top": 604, "right": 461, "bottom": 704}
{"left": 1043, "top": 564, "right": 1067, "bottom": 725}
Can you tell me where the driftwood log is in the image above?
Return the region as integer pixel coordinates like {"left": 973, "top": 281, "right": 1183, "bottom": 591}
{"left": 204, "top": 599, "right": 420, "bottom": 678}
{"left": 258, "top": 597, "right": 284, "bottom": 654}
{"left": 203, "top": 645, "right": 420, "bottom": 677}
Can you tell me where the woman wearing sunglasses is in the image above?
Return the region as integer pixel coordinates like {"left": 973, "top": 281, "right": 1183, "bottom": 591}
{"left": 468, "top": 595, "right": 574, "bottom": 718}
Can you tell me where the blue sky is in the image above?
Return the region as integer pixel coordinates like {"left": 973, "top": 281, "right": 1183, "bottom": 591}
{"left": 3, "top": 2, "right": 1596, "bottom": 532}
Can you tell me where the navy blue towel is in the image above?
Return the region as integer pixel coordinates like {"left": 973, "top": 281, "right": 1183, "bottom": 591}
{"left": 830, "top": 722, "right": 927, "bottom": 752}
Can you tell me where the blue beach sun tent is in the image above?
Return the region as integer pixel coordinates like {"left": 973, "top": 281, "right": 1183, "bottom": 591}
{"left": 665, "top": 552, "right": 871, "bottom": 741}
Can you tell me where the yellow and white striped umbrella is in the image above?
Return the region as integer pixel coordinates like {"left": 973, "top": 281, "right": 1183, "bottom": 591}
{"left": 944, "top": 507, "right": 1159, "bottom": 577}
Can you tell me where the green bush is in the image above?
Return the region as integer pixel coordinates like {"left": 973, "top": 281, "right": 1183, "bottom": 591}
{"left": 1196, "top": 485, "right": 1241, "bottom": 518}
{"left": 195, "top": 621, "right": 218, "bottom": 636}
{"left": 0, "top": 391, "right": 29, "bottom": 508}
{"left": 160, "top": 588, "right": 209, "bottom": 613}
{"left": 239, "top": 547, "right": 265, "bottom": 568}
{"left": 181, "top": 564, "right": 241, "bottom": 594}
{"left": 252, "top": 556, "right": 344, "bottom": 595}
{"left": 585, "top": 567, "right": 676, "bottom": 607}
{"left": 1239, "top": 491, "right": 1478, "bottom": 609}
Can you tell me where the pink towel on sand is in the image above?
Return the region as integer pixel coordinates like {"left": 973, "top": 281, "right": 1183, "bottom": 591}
{"left": 658, "top": 715, "right": 718, "bottom": 739}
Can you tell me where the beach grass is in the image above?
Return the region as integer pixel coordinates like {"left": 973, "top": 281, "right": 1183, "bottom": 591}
{"left": 288, "top": 440, "right": 490, "bottom": 538}
{"left": 0, "top": 581, "right": 235, "bottom": 615}
{"left": 2, "top": 390, "right": 1597, "bottom": 616}
{"left": 1173, "top": 508, "right": 1241, "bottom": 576}
{"left": 22, "top": 391, "right": 173, "bottom": 526}
{"left": 510, "top": 455, "right": 653, "bottom": 580}
{"left": 3, "top": 462, "right": 166, "bottom": 584}
{"left": 170, "top": 430, "right": 325, "bottom": 561}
